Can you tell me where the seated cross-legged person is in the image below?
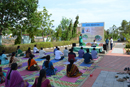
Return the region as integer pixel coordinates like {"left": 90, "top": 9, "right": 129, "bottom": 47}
{"left": 33, "top": 45, "right": 39, "bottom": 53}
{"left": 54, "top": 46, "right": 58, "bottom": 55}
{"left": 0, "top": 50, "right": 9, "bottom": 65}
{"left": 0, "top": 66, "right": 6, "bottom": 84}
{"left": 9, "top": 52, "right": 22, "bottom": 67}
{"left": 83, "top": 49, "right": 93, "bottom": 64}
{"left": 78, "top": 47, "right": 84, "bottom": 58}
{"left": 25, "top": 47, "right": 34, "bottom": 58}
{"left": 68, "top": 49, "right": 76, "bottom": 62}
{"left": 67, "top": 59, "right": 82, "bottom": 77}
{"left": 91, "top": 40, "right": 97, "bottom": 47}
{"left": 42, "top": 55, "right": 57, "bottom": 76}
{"left": 32, "top": 69, "right": 51, "bottom": 87}
{"left": 39, "top": 47, "right": 47, "bottom": 59}
{"left": 55, "top": 48, "right": 64, "bottom": 60}
{"left": 91, "top": 48, "right": 98, "bottom": 59}
{"left": 5, "top": 63, "right": 29, "bottom": 87}
{"left": 26, "top": 55, "right": 40, "bottom": 71}
{"left": 15, "top": 46, "right": 24, "bottom": 57}
{"left": 64, "top": 47, "right": 69, "bottom": 57}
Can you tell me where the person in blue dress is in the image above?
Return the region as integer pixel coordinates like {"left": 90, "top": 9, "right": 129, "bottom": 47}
{"left": 54, "top": 46, "right": 58, "bottom": 55}
{"left": 79, "top": 34, "right": 83, "bottom": 46}
{"left": 42, "top": 55, "right": 57, "bottom": 76}
{"left": 0, "top": 50, "right": 9, "bottom": 65}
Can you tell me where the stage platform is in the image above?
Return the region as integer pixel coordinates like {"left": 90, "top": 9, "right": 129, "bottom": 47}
{"left": 73, "top": 46, "right": 103, "bottom": 53}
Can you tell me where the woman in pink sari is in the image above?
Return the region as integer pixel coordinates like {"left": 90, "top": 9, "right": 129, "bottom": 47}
{"left": 32, "top": 69, "right": 51, "bottom": 87}
{"left": 5, "top": 63, "right": 29, "bottom": 87}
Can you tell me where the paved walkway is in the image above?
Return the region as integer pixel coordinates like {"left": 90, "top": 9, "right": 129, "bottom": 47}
{"left": 82, "top": 42, "right": 130, "bottom": 87}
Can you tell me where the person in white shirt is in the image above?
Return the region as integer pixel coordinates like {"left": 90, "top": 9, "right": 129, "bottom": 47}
{"left": 33, "top": 45, "right": 39, "bottom": 53}
{"left": 55, "top": 48, "right": 64, "bottom": 60}
{"left": 91, "top": 48, "right": 98, "bottom": 59}
{"left": 92, "top": 40, "right": 97, "bottom": 47}
{"left": 39, "top": 47, "right": 47, "bottom": 59}
{"left": 63, "top": 47, "right": 69, "bottom": 57}
{"left": 110, "top": 37, "right": 113, "bottom": 50}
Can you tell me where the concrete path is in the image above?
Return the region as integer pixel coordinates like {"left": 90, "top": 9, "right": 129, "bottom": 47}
{"left": 82, "top": 42, "right": 130, "bottom": 87}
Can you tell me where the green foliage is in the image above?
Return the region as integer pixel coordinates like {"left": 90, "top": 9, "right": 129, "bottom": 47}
{"left": 14, "top": 32, "right": 21, "bottom": 45}
{"left": 40, "top": 7, "right": 54, "bottom": 42}
{"left": 72, "top": 15, "right": 79, "bottom": 38}
{"left": 0, "top": 40, "right": 78, "bottom": 53}
{"left": 126, "top": 43, "right": 130, "bottom": 48}
{"left": 67, "top": 20, "right": 73, "bottom": 40}
{"left": 55, "top": 25, "right": 62, "bottom": 41}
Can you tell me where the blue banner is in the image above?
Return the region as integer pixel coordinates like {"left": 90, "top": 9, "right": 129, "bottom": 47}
{"left": 82, "top": 22, "right": 104, "bottom": 27}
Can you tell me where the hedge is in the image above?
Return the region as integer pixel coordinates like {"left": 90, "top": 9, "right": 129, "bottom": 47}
{"left": 0, "top": 41, "right": 78, "bottom": 53}
{"left": 125, "top": 43, "right": 130, "bottom": 48}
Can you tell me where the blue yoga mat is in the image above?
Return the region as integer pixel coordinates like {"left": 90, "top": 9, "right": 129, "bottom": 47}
{"left": 75, "top": 57, "right": 83, "bottom": 60}
{"left": 51, "top": 59, "right": 64, "bottom": 63}
{"left": 35, "top": 58, "right": 45, "bottom": 61}
{"left": 80, "top": 62, "right": 92, "bottom": 67}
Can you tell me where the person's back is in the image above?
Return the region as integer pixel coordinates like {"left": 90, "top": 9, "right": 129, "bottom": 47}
{"left": 68, "top": 49, "right": 76, "bottom": 62}
{"left": 78, "top": 47, "right": 84, "bottom": 58}
{"left": 91, "top": 50, "right": 97, "bottom": 59}
{"left": 54, "top": 46, "right": 58, "bottom": 55}
{"left": 39, "top": 49, "right": 46, "bottom": 58}
{"left": 64, "top": 47, "right": 68, "bottom": 57}
{"left": 55, "top": 49, "right": 63, "bottom": 60}
{"left": 83, "top": 49, "right": 93, "bottom": 63}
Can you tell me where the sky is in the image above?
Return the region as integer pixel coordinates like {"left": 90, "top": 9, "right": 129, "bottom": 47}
{"left": 38, "top": 0, "right": 130, "bottom": 30}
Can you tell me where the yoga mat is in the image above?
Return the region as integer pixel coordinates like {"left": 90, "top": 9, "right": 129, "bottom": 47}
{"left": 51, "top": 59, "right": 64, "bottom": 63}
{"left": 55, "top": 66, "right": 65, "bottom": 72}
{"left": 75, "top": 57, "right": 83, "bottom": 60}
{"left": 80, "top": 62, "right": 92, "bottom": 67}
{"left": 22, "top": 55, "right": 39, "bottom": 59}
{"left": 19, "top": 66, "right": 42, "bottom": 76}
{"left": 3, "top": 62, "right": 28, "bottom": 70}
{"left": 46, "top": 52, "right": 53, "bottom": 55}
{"left": 35, "top": 58, "right": 45, "bottom": 61}
{"left": 63, "top": 60, "right": 80, "bottom": 64}
{"left": 60, "top": 70, "right": 86, "bottom": 83}
{"left": 28, "top": 84, "right": 32, "bottom": 87}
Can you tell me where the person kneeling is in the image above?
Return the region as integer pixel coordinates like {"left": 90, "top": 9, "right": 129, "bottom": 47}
{"left": 83, "top": 49, "right": 93, "bottom": 64}
{"left": 67, "top": 59, "right": 82, "bottom": 77}
{"left": 42, "top": 55, "right": 57, "bottom": 76}
{"left": 26, "top": 55, "right": 40, "bottom": 71}
{"left": 32, "top": 69, "right": 51, "bottom": 87}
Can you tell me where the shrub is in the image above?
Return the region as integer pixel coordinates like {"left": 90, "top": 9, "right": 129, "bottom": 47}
{"left": 126, "top": 43, "right": 130, "bottom": 48}
{"left": 0, "top": 40, "right": 78, "bottom": 53}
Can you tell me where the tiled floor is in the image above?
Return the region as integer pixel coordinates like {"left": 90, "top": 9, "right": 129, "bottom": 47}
{"left": 82, "top": 42, "right": 130, "bottom": 87}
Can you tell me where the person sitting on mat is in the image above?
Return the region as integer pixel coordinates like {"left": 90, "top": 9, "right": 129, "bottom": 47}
{"left": 0, "top": 50, "right": 9, "bottom": 65}
{"left": 67, "top": 59, "right": 82, "bottom": 77}
{"left": 68, "top": 49, "right": 76, "bottom": 62}
{"left": 54, "top": 46, "right": 58, "bottom": 55}
{"left": 33, "top": 45, "right": 39, "bottom": 53}
{"left": 91, "top": 40, "right": 97, "bottom": 47}
{"left": 9, "top": 52, "right": 22, "bottom": 67}
{"left": 15, "top": 46, "right": 24, "bottom": 57}
{"left": 26, "top": 55, "right": 40, "bottom": 71}
{"left": 5, "top": 63, "right": 29, "bottom": 87}
{"left": 83, "top": 49, "right": 93, "bottom": 64}
{"left": 25, "top": 47, "right": 34, "bottom": 58}
{"left": 0, "top": 66, "right": 6, "bottom": 84}
{"left": 32, "top": 69, "right": 51, "bottom": 87}
{"left": 42, "top": 55, "right": 57, "bottom": 76}
{"left": 55, "top": 48, "right": 64, "bottom": 60}
{"left": 91, "top": 48, "right": 98, "bottom": 59}
{"left": 64, "top": 47, "right": 69, "bottom": 57}
{"left": 39, "top": 47, "right": 47, "bottom": 59}
{"left": 78, "top": 47, "right": 84, "bottom": 58}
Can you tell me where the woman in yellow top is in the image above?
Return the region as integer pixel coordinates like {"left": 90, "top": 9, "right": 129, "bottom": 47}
{"left": 67, "top": 59, "right": 82, "bottom": 77}
{"left": 26, "top": 55, "right": 40, "bottom": 71}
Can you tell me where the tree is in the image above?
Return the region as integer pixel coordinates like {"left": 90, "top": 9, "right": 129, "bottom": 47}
{"left": 40, "top": 7, "right": 54, "bottom": 42}
{"left": 72, "top": 15, "right": 79, "bottom": 38}
{"left": 0, "top": 0, "right": 38, "bottom": 45}
{"left": 67, "top": 20, "right": 72, "bottom": 40}
{"left": 55, "top": 25, "right": 62, "bottom": 41}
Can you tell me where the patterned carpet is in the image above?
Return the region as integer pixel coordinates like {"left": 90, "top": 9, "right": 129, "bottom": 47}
{"left": 0, "top": 52, "right": 99, "bottom": 87}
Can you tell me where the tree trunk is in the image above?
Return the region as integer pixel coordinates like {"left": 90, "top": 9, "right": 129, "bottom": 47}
{"left": 0, "top": 34, "right": 2, "bottom": 45}
{"left": 42, "top": 32, "right": 45, "bottom": 42}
